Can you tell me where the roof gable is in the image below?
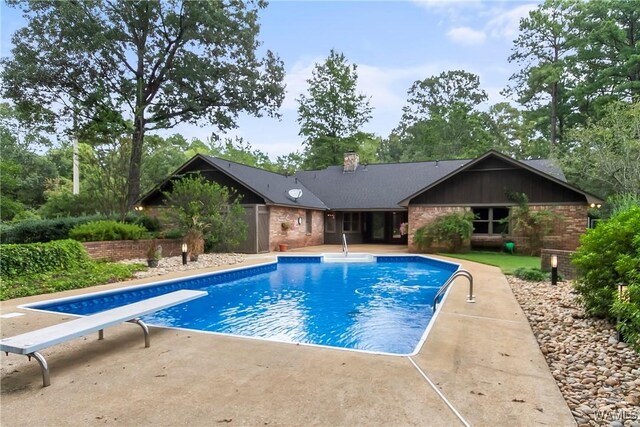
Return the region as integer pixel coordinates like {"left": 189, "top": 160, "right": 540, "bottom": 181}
{"left": 398, "top": 150, "right": 602, "bottom": 206}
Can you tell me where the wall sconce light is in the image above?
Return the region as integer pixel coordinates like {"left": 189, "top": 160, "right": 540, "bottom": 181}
{"left": 550, "top": 254, "right": 558, "bottom": 286}
{"left": 181, "top": 243, "right": 188, "bottom": 266}
{"left": 134, "top": 206, "right": 144, "bottom": 211}
{"left": 297, "top": 217, "right": 303, "bottom": 225}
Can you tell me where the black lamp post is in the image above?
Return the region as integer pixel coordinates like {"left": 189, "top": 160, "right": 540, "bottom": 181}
{"left": 181, "top": 243, "right": 188, "bottom": 266}
{"left": 550, "top": 254, "right": 558, "bottom": 286}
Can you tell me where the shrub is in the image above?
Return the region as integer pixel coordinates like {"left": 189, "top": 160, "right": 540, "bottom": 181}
{"left": 513, "top": 267, "right": 548, "bottom": 282}
{"left": 0, "top": 214, "right": 107, "bottom": 244}
{"left": 572, "top": 206, "right": 640, "bottom": 351}
{"left": 0, "top": 239, "right": 90, "bottom": 278}
{"left": 125, "top": 213, "right": 162, "bottom": 232}
{"left": 69, "top": 220, "right": 147, "bottom": 242}
{"left": 412, "top": 211, "right": 474, "bottom": 253}
{"left": 507, "top": 192, "right": 557, "bottom": 256}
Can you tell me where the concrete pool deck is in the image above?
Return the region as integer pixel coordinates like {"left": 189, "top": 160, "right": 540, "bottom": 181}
{"left": 0, "top": 245, "right": 575, "bottom": 426}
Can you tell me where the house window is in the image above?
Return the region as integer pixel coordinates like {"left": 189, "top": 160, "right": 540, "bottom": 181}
{"left": 472, "top": 207, "right": 510, "bottom": 235}
{"left": 306, "top": 211, "right": 312, "bottom": 234}
{"left": 325, "top": 213, "right": 336, "bottom": 233}
{"left": 343, "top": 212, "right": 360, "bottom": 233}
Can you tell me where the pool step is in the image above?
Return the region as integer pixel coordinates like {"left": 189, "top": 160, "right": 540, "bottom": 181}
{"left": 322, "top": 253, "right": 376, "bottom": 263}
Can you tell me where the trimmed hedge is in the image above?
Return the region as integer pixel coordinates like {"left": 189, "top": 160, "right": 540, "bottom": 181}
{"left": 0, "top": 214, "right": 107, "bottom": 244}
{"left": 513, "top": 267, "right": 548, "bottom": 282}
{"left": 0, "top": 239, "right": 90, "bottom": 278}
{"left": 69, "top": 220, "right": 147, "bottom": 242}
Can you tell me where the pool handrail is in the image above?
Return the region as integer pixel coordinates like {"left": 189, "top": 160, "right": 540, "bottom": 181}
{"left": 433, "top": 269, "right": 474, "bottom": 310}
{"left": 342, "top": 233, "right": 348, "bottom": 257}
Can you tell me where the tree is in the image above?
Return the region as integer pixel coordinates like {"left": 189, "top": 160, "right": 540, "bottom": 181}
{"left": 297, "top": 50, "right": 373, "bottom": 168}
{"left": 571, "top": 1, "right": 640, "bottom": 110}
{"left": 505, "top": 0, "right": 577, "bottom": 150}
{"left": 485, "top": 103, "right": 549, "bottom": 159}
{"left": 560, "top": 102, "right": 640, "bottom": 199}
{"left": 390, "top": 70, "right": 491, "bottom": 161}
{"left": 163, "top": 174, "right": 247, "bottom": 253}
{"left": 2, "top": 0, "right": 285, "bottom": 208}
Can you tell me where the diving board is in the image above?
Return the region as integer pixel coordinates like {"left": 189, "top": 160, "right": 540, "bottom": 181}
{"left": 1, "top": 289, "right": 207, "bottom": 387}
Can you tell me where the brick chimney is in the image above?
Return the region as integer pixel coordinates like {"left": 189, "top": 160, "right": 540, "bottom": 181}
{"left": 343, "top": 152, "right": 359, "bottom": 173}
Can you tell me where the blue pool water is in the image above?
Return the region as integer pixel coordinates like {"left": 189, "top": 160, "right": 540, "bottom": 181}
{"left": 29, "top": 256, "right": 458, "bottom": 355}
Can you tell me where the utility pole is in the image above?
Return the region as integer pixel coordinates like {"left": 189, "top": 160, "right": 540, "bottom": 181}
{"left": 72, "top": 110, "right": 79, "bottom": 195}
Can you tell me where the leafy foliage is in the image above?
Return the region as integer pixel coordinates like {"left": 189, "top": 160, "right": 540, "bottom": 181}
{"left": 507, "top": 192, "right": 557, "bottom": 256}
{"left": 572, "top": 206, "right": 640, "bottom": 320}
{"left": 0, "top": 214, "right": 108, "bottom": 244}
{"left": 69, "top": 220, "right": 147, "bottom": 242}
{"left": 0, "top": 239, "right": 89, "bottom": 278}
{"left": 412, "top": 211, "right": 474, "bottom": 253}
{"left": 513, "top": 267, "right": 549, "bottom": 282}
{"left": 2, "top": 0, "right": 285, "bottom": 207}
{"left": 163, "top": 175, "right": 247, "bottom": 252}
{"left": 1, "top": 261, "right": 144, "bottom": 301}
{"left": 297, "top": 50, "right": 373, "bottom": 169}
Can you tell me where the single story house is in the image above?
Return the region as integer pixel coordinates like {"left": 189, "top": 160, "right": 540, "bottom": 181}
{"left": 138, "top": 150, "right": 602, "bottom": 254}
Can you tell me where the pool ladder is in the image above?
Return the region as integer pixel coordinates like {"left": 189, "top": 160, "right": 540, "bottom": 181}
{"left": 342, "top": 233, "right": 348, "bottom": 257}
{"left": 433, "top": 269, "right": 475, "bottom": 310}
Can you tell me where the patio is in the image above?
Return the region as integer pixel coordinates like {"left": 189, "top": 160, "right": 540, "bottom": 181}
{"left": 0, "top": 245, "right": 574, "bottom": 426}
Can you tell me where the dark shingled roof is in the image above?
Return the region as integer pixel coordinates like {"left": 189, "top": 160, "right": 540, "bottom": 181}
{"left": 295, "top": 157, "right": 566, "bottom": 210}
{"left": 203, "top": 156, "right": 328, "bottom": 210}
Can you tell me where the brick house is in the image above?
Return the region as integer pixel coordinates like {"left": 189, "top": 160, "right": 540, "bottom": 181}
{"left": 138, "top": 150, "right": 602, "bottom": 254}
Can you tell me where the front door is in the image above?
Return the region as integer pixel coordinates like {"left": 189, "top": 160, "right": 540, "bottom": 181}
{"left": 371, "top": 212, "right": 386, "bottom": 241}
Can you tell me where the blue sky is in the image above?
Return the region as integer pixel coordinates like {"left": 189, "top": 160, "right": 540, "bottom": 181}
{"left": 1, "top": 0, "right": 539, "bottom": 158}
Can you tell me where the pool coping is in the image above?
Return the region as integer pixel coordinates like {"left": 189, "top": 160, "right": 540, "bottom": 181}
{"left": 17, "top": 254, "right": 461, "bottom": 358}
{"left": 1, "top": 246, "right": 575, "bottom": 426}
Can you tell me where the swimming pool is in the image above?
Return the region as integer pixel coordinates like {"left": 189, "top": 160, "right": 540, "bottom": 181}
{"left": 26, "top": 255, "right": 458, "bottom": 355}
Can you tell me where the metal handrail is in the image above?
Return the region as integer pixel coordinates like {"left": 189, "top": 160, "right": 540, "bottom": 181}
{"left": 342, "top": 233, "right": 348, "bottom": 257}
{"left": 433, "top": 269, "right": 475, "bottom": 310}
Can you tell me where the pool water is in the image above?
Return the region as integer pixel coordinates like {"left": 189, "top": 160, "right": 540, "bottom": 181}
{"left": 29, "top": 256, "right": 458, "bottom": 355}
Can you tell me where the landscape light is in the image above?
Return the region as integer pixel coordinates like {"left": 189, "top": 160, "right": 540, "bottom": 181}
{"left": 550, "top": 255, "right": 558, "bottom": 286}
{"left": 181, "top": 243, "right": 188, "bottom": 266}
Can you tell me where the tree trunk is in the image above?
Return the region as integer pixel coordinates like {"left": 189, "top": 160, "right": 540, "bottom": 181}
{"left": 127, "top": 115, "right": 144, "bottom": 209}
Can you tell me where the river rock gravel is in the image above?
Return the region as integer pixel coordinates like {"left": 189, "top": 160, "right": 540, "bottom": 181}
{"left": 508, "top": 277, "right": 640, "bottom": 427}
{"left": 119, "top": 252, "right": 246, "bottom": 279}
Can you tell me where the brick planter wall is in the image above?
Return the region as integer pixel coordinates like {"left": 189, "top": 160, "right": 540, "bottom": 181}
{"left": 82, "top": 239, "right": 184, "bottom": 261}
{"left": 269, "top": 206, "right": 324, "bottom": 251}
{"left": 541, "top": 248, "right": 577, "bottom": 280}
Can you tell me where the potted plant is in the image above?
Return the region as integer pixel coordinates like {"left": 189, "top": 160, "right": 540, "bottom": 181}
{"left": 146, "top": 241, "right": 162, "bottom": 267}
{"left": 185, "top": 228, "right": 204, "bottom": 262}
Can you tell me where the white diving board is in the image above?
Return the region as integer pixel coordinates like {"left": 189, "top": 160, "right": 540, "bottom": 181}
{"left": 1, "top": 289, "right": 207, "bottom": 387}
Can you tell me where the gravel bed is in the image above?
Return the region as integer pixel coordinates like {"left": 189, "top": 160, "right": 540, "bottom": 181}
{"left": 119, "top": 253, "right": 246, "bottom": 279}
{"left": 508, "top": 277, "right": 640, "bottom": 427}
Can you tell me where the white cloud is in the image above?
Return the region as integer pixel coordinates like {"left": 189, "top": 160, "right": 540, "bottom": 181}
{"left": 486, "top": 4, "right": 537, "bottom": 40}
{"left": 446, "top": 26, "right": 487, "bottom": 46}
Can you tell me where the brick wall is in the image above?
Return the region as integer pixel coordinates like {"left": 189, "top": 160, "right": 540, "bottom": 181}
{"left": 269, "top": 206, "right": 324, "bottom": 251}
{"left": 541, "top": 248, "right": 577, "bottom": 280}
{"left": 407, "top": 206, "right": 469, "bottom": 252}
{"left": 408, "top": 204, "right": 588, "bottom": 254}
{"left": 82, "top": 239, "right": 184, "bottom": 261}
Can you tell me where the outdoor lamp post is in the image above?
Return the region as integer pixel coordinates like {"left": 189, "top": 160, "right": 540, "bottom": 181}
{"left": 181, "top": 243, "right": 188, "bottom": 266}
{"left": 550, "top": 255, "right": 558, "bottom": 286}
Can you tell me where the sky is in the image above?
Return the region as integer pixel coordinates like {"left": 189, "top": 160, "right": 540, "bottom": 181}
{"left": 0, "top": 0, "right": 539, "bottom": 159}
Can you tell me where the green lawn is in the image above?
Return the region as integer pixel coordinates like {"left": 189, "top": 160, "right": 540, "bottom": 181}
{"left": 439, "top": 251, "right": 540, "bottom": 274}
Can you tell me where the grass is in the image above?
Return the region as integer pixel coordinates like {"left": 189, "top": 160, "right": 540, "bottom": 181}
{"left": 440, "top": 251, "right": 540, "bottom": 274}
{"left": 0, "top": 261, "right": 146, "bottom": 301}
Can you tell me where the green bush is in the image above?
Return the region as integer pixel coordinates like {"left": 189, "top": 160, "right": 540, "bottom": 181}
{"left": 572, "top": 206, "right": 640, "bottom": 351}
{"left": 1, "top": 261, "right": 145, "bottom": 300}
{"left": 0, "top": 239, "right": 90, "bottom": 278}
{"left": 125, "top": 213, "right": 162, "bottom": 232}
{"left": 0, "top": 214, "right": 107, "bottom": 244}
{"left": 413, "top": 211, "right": 474, "bottom": 253}
{"left": 513, "top": 267, "right": 548, "bottom": 282}
{"left": 69, "top": 220, "right": 147, "bottom": 242}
